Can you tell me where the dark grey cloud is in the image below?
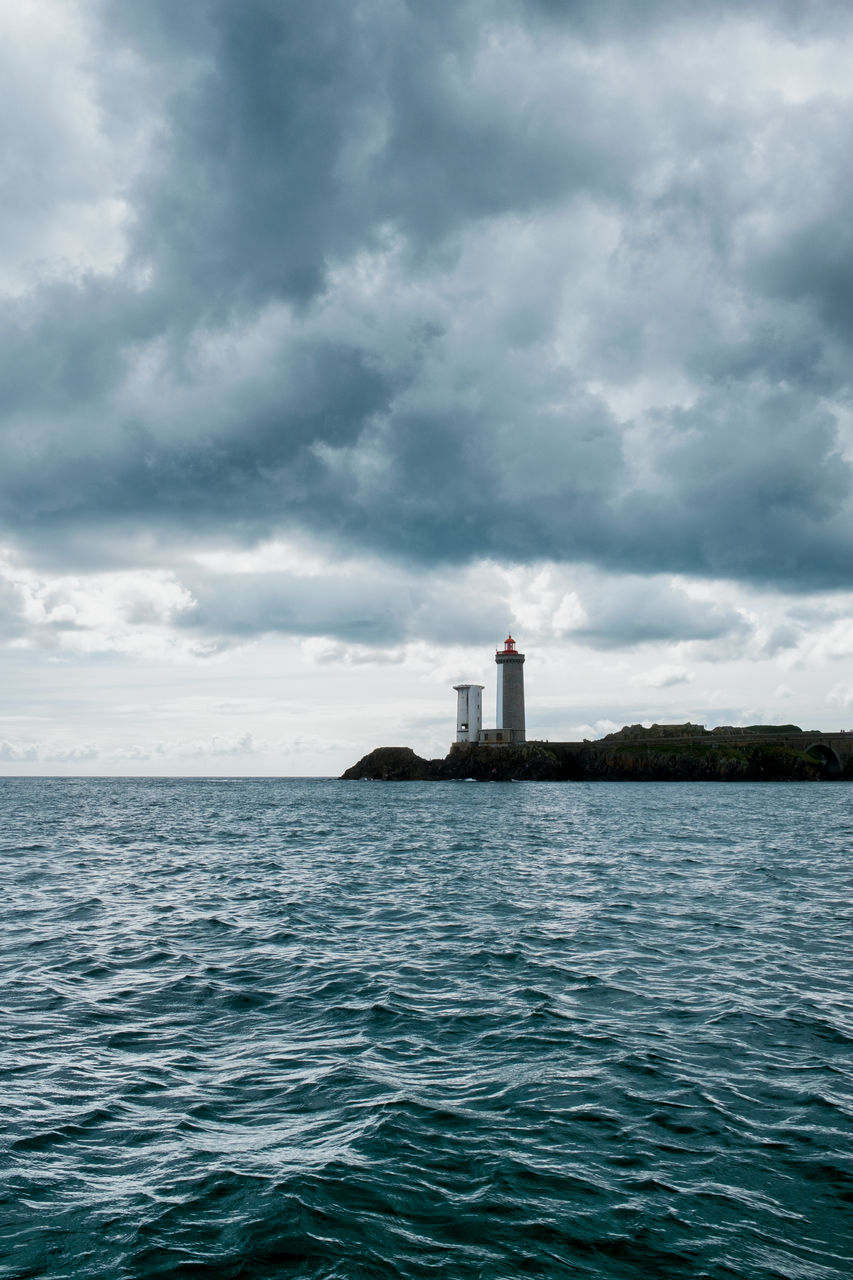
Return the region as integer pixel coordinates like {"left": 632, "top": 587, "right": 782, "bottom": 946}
{"left": 160, "top": 561, "right": 750, "bottom": 653}
{"left": 175, "top": 561, "right": 511, "bottom": 649}
{"left": 614, "top": 384, "right": 853, "bottom": 588}
{"left": 2, "top": 0, "right": 853, "bottom": 602}
{"left": 566, "top": 576, "right": 749, "bottom": 649}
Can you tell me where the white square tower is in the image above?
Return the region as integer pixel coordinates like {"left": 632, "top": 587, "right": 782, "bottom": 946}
{"left": 453, "top": 684, "right": 484, "bottom": 742}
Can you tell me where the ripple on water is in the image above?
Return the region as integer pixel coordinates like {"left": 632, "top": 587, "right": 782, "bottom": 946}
{"left": 1, "top": 778, "right": 852, "bottom": 1279}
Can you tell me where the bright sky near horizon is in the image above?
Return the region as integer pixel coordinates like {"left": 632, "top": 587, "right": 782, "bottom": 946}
{"left": 4, "top": 0, "right": 853, "bottom": 776}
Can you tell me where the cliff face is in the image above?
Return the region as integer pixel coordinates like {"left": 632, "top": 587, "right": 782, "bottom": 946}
{"left": 578, "top": 740, "right": 826, "bottom": 781}
{"left": 341, "top": 739, "right": 834, "bottom": 782}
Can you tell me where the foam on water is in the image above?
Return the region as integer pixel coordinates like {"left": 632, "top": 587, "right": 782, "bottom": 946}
{"left": 2, "top": 778, "right": 852, "bottom": 1278}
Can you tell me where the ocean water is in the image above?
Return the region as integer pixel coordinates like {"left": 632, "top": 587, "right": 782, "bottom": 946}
{"left": 2, "top": 779, "right": 852, "bottom": 1280}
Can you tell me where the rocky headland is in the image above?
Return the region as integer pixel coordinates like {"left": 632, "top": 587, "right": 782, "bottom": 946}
{"left": 341, "top": 724, "right": 852, "bottom": 782}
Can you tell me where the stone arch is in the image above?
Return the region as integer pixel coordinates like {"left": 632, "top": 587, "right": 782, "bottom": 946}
{"left": 806, "top": 742, "right": 842, "bottom": 775}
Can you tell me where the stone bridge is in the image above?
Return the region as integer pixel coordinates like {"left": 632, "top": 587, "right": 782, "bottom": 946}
{"left": 731, "top": 730, "right": 853, "bottom": 774}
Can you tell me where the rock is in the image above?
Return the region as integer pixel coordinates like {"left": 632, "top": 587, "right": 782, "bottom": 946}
{"left": 341, "top": 742, "right": 568, "bottom": 781}
{"left": 340, "top": 746, "right": 434, "bottom": 780}
{"left": 434, "top": 742, "right": 564, "bottom": 781}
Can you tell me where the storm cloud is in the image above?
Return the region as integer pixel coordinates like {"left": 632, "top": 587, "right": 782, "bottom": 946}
{"left": 4, "top": 0, "right": 853, "bottom": 604}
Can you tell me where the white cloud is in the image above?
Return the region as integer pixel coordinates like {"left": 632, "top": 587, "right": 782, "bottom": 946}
{"left": 827, "top": 683, "right": 853, "bottom": 709}
{"left": 630, "top": 664, "right": 694, "bottom": 689}
{"left": 0, "top": 738, "right": 97, "bottom": 763}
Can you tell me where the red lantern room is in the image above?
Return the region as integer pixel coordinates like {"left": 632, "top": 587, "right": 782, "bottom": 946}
{"left": 498, "top": 635, "right": 517, "bottom": 655}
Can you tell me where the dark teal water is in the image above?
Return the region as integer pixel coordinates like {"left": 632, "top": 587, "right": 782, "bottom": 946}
{"left": 2, "top": 779, "right": 852, "bottom": 1279}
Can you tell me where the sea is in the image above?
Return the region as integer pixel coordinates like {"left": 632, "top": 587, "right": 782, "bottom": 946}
{"left": 2, "top": 777, "right": 852, "bottom": 1280}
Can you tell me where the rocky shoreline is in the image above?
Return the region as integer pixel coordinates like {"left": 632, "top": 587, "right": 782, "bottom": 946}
{"left": 341, "top": 729, "right": 848, "bottom": 782}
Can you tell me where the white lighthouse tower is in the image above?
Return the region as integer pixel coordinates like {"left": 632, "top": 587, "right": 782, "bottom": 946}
{"left": 453, "top": 684, "right": 484, "bottom": 742}
{"left": 496, "top": 634, "right": 525, "bottom": 743}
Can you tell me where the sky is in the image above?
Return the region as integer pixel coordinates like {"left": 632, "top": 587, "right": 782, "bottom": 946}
{"left": 4, "top": 0, "right": 853, "bottom": 775}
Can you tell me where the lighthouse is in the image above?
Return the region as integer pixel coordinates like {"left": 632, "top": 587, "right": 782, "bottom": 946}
{"left": 496, "top": 635, "right": 526, "bottom": 743}
{"left": 452, "top": 635, "right": 527, "bottom": 747}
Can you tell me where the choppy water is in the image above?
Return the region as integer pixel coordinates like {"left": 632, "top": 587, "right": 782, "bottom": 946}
{"left": 2, "top": 778, "right": 852, "bottom": 1280}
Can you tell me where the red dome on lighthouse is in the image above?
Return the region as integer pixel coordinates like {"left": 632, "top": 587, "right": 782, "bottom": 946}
{"left": 498, "top": 634, "right": 517, "bottom": 655}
